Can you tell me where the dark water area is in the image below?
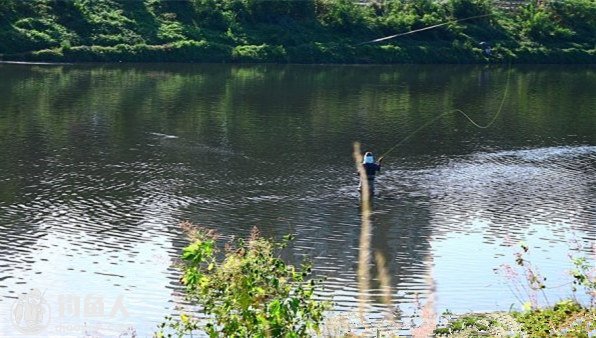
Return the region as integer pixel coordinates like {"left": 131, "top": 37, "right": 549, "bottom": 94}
{"left": 0, "top": 63, "right": 594, "bottom": 336}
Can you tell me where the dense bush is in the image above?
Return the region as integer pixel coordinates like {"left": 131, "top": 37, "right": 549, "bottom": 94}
{"left": 316, "top": 0, "right": 377, "bottom": 34}
{"left": 517, "top": 3, "right": 573, "bottom": 42}
{"left": 513, "top": 300, "right": 595, "bottom": 336}
{"left": 550, "top": 0, "right": 596, "bottom": 43}
{"left": 243, "top": 0, "right": 316, "bottom": 24}
{"left": 0, "top": 0, "right": 14, "bottom": 15}
{"left": 449, "top": 0, "right": 493, "bottom": 19}
{"left": 156, "top": 224, "right": 329, "bottom": 337}
{"left": 232, "top": 43, "right": 286, "bottom": 62}
{"left": 191, "top": 0, "right": 230, "bottom": 30}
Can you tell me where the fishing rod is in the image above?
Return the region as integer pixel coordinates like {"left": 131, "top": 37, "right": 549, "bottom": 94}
{"left": 359, "top": 13, "right": 494, "bottom": 45}
{"left": 378, "top": 64, "right": 512, "bottom": 161}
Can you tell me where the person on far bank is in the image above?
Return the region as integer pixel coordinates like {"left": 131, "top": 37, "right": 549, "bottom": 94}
{"left": 358, "top": 151, "right": 383, "bottom": 196}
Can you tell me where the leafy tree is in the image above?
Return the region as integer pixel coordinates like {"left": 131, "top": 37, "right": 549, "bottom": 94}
{"left": 0, "top": 0, "right": 14, "bottom": 15}
{"left": 315, "top": 0, "right": 376, "bottom": 33}
{"left": 449, "top": 0, "right": 493, "bottom": 19}
{"left": 517, "top": 2, "right": 573, "bottom": 42}
{"left": 549, "top": 0, "right": 596, "bottom": 43}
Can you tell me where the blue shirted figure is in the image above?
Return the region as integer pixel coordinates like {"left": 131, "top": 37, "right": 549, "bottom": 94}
{"left": 358, "top": 152, "right": 382, "bottom": 196}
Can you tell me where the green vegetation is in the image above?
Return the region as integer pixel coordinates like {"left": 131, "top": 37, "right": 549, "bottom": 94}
{"left": 434, "top": 312, "right": 509, "bottom": 336}
{"left": 156, "top": 223, "right": 328, "bottom": 337}
{"left": 159, "top": 224, "right": 595, "bottom": 337}
{"left": 512, "top": 300, "right": 595, "bottom": 337}
{"left": 435, "top": 314, "right": 499, "bottom": 334}
{"left": 0, "top": 0, "right": 594, "bottom": 63}
{"left": 436, "top": 243, "right": 596, "bottom": 337}
{"left": 435, "top": 303, "right": 595, "bottom": 337}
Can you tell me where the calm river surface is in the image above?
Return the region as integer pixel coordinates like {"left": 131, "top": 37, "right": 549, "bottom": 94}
{"left": 0, "top": 63, "right": 594, "bottom": 336}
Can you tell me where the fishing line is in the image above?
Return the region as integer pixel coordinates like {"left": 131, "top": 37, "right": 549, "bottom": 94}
{"left": 378, "top": 64, "right": 512, "bottom": 160}
{"left": 357, "top": 10, "right": 508, "bottom": 160}
{"left": 359, "top": 13, "right": 494, "bottom": 45}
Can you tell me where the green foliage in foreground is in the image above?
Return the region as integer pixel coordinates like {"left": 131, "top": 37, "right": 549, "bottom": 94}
{"left": 435, "top": 301, "right": 595, "bottom": 337}
{"left": 512, "top": 300, "right": 596, "bottom": 337}
{"left": 436, "top": 242, "right": 596, "bottom": 337}
{"left": 434, "top": 313, "right": 504, "bottom": 336}
{"left": 0, "top": 0, "right": 594, "bottom": 63}
{"left": 156, "top": 224, "right": 328, "bottom": 337}
{"left": 435, "top": 314, "right": 499, "bottom": 334}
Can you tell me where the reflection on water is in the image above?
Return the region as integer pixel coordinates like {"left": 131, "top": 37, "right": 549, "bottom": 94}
{"left": 0, "top": 63, "right": 594, "bottom": 335}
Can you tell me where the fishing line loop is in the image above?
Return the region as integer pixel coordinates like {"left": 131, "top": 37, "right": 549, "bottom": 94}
{"left": 378, "top": 63, "right": 512, "bottom": 161}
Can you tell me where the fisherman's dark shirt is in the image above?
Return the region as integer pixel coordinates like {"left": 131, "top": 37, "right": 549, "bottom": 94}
{"left": 363, "top": 163, "right": 381, "bottom": 180}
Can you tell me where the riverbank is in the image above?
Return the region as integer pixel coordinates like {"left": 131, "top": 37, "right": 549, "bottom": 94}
{"left": 434, "top": 302, "right": 596, "bottom": 337}
{"left": 325, "top": 306, "right": 596, "bottom": 337}
{"left": 0, "top": 0, "right": 594, "bottom": 64}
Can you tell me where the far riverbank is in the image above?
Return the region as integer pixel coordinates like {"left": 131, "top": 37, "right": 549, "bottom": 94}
{"left": 0, "top": 0, "right": 594, "bottom": 64}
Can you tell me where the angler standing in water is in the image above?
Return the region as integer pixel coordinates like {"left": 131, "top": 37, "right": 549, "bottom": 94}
{"left": 359, "top": 152, "right": 383, "bottom": 197}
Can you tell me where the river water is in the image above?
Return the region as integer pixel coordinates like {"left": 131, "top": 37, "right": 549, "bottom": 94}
{"left": 0, "top": 63, "right": 594, "bottom": 336}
